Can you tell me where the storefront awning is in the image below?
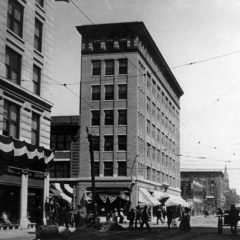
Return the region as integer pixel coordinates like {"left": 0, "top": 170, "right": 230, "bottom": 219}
{"left": 153, "top": 190, "right": 169, "bottom": 201}
{"left": 0, "top": 135, "right": 54, "bottom": 164}
{"left": 165, "top": 194, "right": 190, "bottom": 208}
{"left": 138, "top": 188, "right": 160, "bottom": 206}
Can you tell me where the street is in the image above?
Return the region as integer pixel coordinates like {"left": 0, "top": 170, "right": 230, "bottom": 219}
{"left": 1, "top": 215, "right": 240, "bottom": 240}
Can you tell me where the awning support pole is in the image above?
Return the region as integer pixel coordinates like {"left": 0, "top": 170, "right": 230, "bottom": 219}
{"left": 43, "top": 170, "right": 50, "bottom": 225}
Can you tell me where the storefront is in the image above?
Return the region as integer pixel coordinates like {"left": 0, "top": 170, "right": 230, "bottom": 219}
{"left": 0, "top": 135, "right": 53, "bottom": 229}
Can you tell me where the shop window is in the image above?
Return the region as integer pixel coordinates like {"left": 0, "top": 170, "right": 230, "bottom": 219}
{"left": 118, "top": 135, "right": 127, "bottom": 151}
{"left": 3, "top": 100, "right": 20, "bottom": 139}
{"left": 91, "top": 85, "right": 100, "bottom": 100}
{"left": 91, "top": 110, "right": 100, "bottom": 126}
{"left": 104, "top": 162, "right": 113, "bottom": 176}
{"left": 104, "top": 110, "right": 114, "bottom": 125}
{"left": 118, "top": 109, "right": 127, "bottom": 125}
{"left": 34, "top": 18, "right": 43, "bottom": 52}
{"left": 118, "top": 59, "right": 128, "bottom": 74}
{"left": 105, "top": 60, "right": 114, "bottom": 75}
{"left": 31, "top": 112, "right": 40, "bottom": 145}
{"left": 92, "top": 60, "right": 101, "bottom": 76}
{"left": 118, "top": 161, "right": 127, "bottom": 176}
{"left": 104, "top": 135, "right": 113, "bottom": 151}
{"left": 5, "top": 47, "right": 22, "bottom": 85}
{"left": 118, "top": 84, "right": 127, "bottom": 99}
{"left": 33, "top": 65, "right": 41, "bottom": 95}
{"left": 7, "top": 0, "right": 24, "bottom": 37}
{"left": 104, "top": 85, "right": 114, "bottom": 100}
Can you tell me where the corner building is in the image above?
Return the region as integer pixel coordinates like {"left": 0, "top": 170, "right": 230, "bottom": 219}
{"left": 77, "top": 22, "right": 184, "bottom": 210}
{"left": 0, "top": 0, "right": 54, "bottom": 229}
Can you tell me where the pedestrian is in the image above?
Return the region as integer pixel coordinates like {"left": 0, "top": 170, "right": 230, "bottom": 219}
{"left": 166, "top": 208, "right": 174, "bottom": 229}
{"left": 229, "top": 204, "right": 239, "bottom": 234}
{"left": 106, "top": 210, "right": 112, "bottom": 222}
{"left": 179, "top": 207, "right": 191, "bottom": 231}
{"left": 140, "top": 206, "right": 151, "bottom": 231}
{"left": 113, "top": 208, "right": 118, "bottom": 223}
{"left": 119, "top": 208, "right": 124, "bottom": 223}
{"left": 127, "top": 208, "right": 135, "bottom": 230}
{"left": 156, "top": 207, "right": 164, "bottom": 224}
{"left": 134, "top": 205, "right": 141, "bottom": 229}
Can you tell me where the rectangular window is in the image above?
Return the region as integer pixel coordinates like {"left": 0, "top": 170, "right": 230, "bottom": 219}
{"left": 104, "top": 110, "right": 114, "bottom": 125}
{"left": 50, "top": 133, "right": 72, "bottom": 150}
{"left": 152, "top": 146, "right": 156, "bottom": 160}
{"left": 31, "top": 112, "right": 40, "bottom": 145}
{"left": 152, "top": 102, "right": 156, "bottom": 117}
{"left": 104, "top": 162, "right": 113, "bottom": 176}
{"left": 147, "top": 143, "right": 151, "bottom": 157}
{"left": 152, "top": 124, "right": 156, "bottom": 138}
{"left": 119, "top": 59, "right": 128, "bottom": 74}
{"left": 118, "top": 162, "right": 127, "bottom": 176}
{"left": 50, "top": 162, "right": 70, "bottom": 178}
{"left": 118, "top": 109, "right": 127, "bottom": 125}
{"left": 147, "top": 73, "right": 151, "bottom": 90}
{"left": 92, "top": 136, "right": 100, "bottom": 151}
{"left": 91, "top": 85, "right": 100, "bottom": 100}
{"left": 119, "top": 40, "right": 127, "bottom": 50}
{"left": 36, "top": 0, "right": 44, "bottom": 7}
{"left": 91, "top": 110, "right": 100, "bottom": 126}
{"left": 5, "top": 47, "right": 21, "bottom": 84}
{"left": 3, "top": 101, "right": 20, "bottom": 139}
{"left": 92, "top": 41, "right": 101, "bottom": 51}
{"left": 33, "top": 65, "right": 41, "bottom": 95}
{"left": 92, "top": 60, "right": 101, "bottom": 76}
{"left": 7, "top": 0, "right": 24, "bottom": 37}
{"left": 118, "top": 84, "right": 127, "bottom": 99}
{"left": 106, "top": 41, "right": 114, "bottom": 51}
{"left": 147, "top": 166, "right": 151, "bottom": 180}
{"left": 104, "top": 85, "right": 114, "bottom": 100}
{"left": 105, "top": 60, "right": 114, "bottom": 75}
{"left": 104, "top": 135, "right": 113, "bottom": 151}
{"left": 147, "top": 120, "right": 151, "bottom": 135}
{"left": 147, "top": 97, "right": 151, "bottom": 113}
{"left": 34, "top": 18, "right": 43, "bottom": 52}
{"left": 94, "top": 162, "right": 100, "bottom": 176}
{"left": 118, "top": 135, "right": 127, "bottom": 151}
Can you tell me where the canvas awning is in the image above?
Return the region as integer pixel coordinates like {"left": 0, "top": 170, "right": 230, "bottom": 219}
{"left": 0, "top": 134, "right": 54, "bottom": 164}
{"left": 52, "top": 183, "right": 73, "bottom": 204}
{"left": 153, "top": 190, "right": 169, "bottom": 201}
{"left": 138, "top": 188, "right": 160, "bottom": 206}
{"left": 165, "top": 194, "right": 190, "bottom": 208}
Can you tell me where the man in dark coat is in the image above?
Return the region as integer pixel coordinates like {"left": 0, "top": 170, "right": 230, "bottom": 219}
{"left": 140, "top": 206, "right": 151, "bottom": 231}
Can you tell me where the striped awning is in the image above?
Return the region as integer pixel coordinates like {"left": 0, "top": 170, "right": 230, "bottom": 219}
{"left": 0, "top": 134, "right": 54, "bottom": 164}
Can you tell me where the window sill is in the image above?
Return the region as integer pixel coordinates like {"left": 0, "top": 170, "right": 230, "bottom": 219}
{"left": 34, "top": 49, "right": 44, "bottom": 59}
{"left": 6, "top": 28, "right": 25, "bottom": 45}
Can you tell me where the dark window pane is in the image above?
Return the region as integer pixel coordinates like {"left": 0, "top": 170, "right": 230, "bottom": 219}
{"left": 118, "top": 109, "right": 127, "bottom": 125}
{"left": 118, "top": 84, "right": 127, "bottom": 99}
{"left": 104, "top": 162, "right": 113, "bottom": 176}
{"left": 119, "top": 59, "right": 128, "bottom": 74}
{"left": 34, "top": 18, "right": 43, "bottom": 52}
{"left": 91, "top": 110, "right": 100, "bottom": 126}
{"left": 92, "top": 60, "right": 101, "bottom": 76}
{"left": 31, "top": 112, "right": 40, "bottom": 145}
{"left": 105, "top": 60, "right": 114, "bottom": 75}
{"left": 93, "top": 41, "right": 101, "bottom": 51}
{"left": 118, "top": 162, "right": 127, "bottom": 176}
{"left": 92, "top": 136, "right": 100, "bottom": 151}
{"left": 3, "top": 100, "right": 19, "bottom": 138}
{"left": 104, "top": 136, "right": 113, "bottom": 151}
{"left": 105, "top": 85, "right": 114, "bottom": 100}
{"left": 5, "top": 47, "right": 21, "bottom": 85}
{"left": 118, "top": 135, "right": 127, "bottom": 151}
{"left": 7, "top": 0, "right": 24, "bottom": 37}
{"left": 104, "top": 110, "right": 113, "bottom": 125}
{"left": 91, "top": 85, "right": 100, "bottom": 100}
{"left": 94, "top": 162, "right": 100, "bottom": 176}
{"left": 33, "top": 65, "right": 41, "bottom": 95}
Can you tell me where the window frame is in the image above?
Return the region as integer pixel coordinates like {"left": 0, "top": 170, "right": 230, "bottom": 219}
{"left": 104, "top": 161, "right": 113, "bottom": 176}
{"left": 118, "top": 135, "right": 127, "bottom": 151}
{"left": 118, "top": 84, "right": 127, "bottom": 99}
{"left": 7, "top": 0, "right": 24, "bottom": 37}
{"left": 117, "top": 161, "right": 127, "bottom": 176}
{"left": 91, "top": 85, "right": 100, "bottom": 101}
{"left": 105, "top": 59, "right": 114, "bottom": 75}
{"left": 33, "top": 64, "right": 41, "bottom": 95}
{"left": 91, "top": 110, "right": 100, "bottom": 126}
{"left": 34, "top": 18, "right": 43, "bottom": 52}
{"left": 92, "top": 60, "right": 101, "bottom": 76}
{"left": 118, "top": 59, "right": 128, "bottom": 74}
{"left": 104, "top": 85, "right": 114, "bottom": 100}
{"left": 104, "top": 135, "right": 114, "bottom": 151}
{"left": 104, "top": 110, "right": 114, "bottom": 125}
{"left": 31, "top": 112, "right": 40, "bottom": 145}
{"left": 118, "top": 109, "right": 127, "bottom": 125}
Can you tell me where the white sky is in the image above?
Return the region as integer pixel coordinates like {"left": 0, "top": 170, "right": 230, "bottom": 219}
{"left": 51, "top": 0, "right": 240, "bottom": 194}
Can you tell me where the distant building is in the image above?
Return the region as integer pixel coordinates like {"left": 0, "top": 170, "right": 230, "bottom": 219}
{"left": 76, "top": 22, "right": 184, "bottom": 210}
{"left": 50, "top": 115, "right": 80, "bottom": 208}
{"left": 0, "top": 0, "right": 55, "bottom": 229}
{"left": 181, "top": 176, "right": 205, "bottom": 215}
{"left": 181, "top": 169, "right": 226, "bottom": 214}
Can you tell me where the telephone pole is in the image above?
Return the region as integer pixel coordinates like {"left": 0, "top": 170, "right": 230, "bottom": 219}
{"left": 86, "top": 127, "right": 96, "bottom": 223}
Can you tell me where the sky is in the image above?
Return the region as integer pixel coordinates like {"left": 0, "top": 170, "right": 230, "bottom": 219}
{"left": 51, "top": 0, "right": 240, "bottom": 194}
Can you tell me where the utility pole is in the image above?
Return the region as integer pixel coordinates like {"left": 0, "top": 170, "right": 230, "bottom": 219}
{"left": 86, "top": 127, "right": 96, "bottom": 223}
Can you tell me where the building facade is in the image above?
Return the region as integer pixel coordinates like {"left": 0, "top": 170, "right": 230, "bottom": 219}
{"left": 0, "top": 0, "right": 54, "bottom": 228}
{"left": 181, "top": 169, "right": 226, "bottom": 214}
{"left": 76, "top": 22, "right": 184, "bottom": 210}
{"left": 181, "top": 176, "right": 205, "bottom": 215}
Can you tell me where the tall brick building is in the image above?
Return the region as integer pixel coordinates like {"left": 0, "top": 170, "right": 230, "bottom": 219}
{"left": 0, "top": 0, "right": 54, "bottom": 228}
{"left": 76, "top": 22, "right": 183, "bottom": 210}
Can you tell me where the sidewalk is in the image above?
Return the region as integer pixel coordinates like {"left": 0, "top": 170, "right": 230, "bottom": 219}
{"left": 0, "top": 228, "right": 36, "bottom": 240}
